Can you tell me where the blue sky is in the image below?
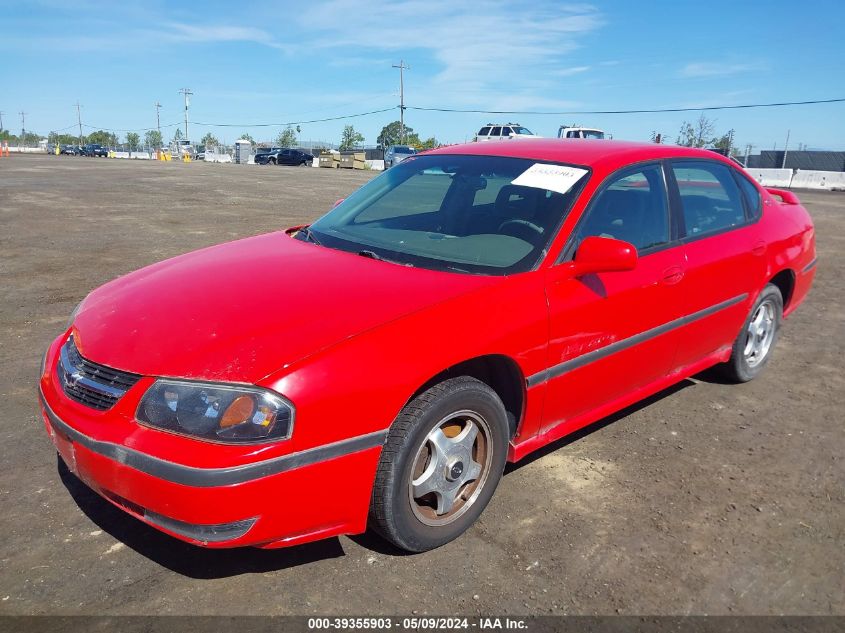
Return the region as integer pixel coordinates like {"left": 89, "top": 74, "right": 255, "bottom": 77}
{"left": 2, "top": 0, "right": 843, "bottom": 150}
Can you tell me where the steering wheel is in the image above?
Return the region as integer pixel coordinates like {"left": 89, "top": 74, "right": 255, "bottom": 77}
{"left": 498, "top": 219, "right": 544, "bottom": 241}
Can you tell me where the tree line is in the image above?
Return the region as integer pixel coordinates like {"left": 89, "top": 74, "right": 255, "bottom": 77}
{"left": 1, "top": 115, "right": 737, "bottom": 154}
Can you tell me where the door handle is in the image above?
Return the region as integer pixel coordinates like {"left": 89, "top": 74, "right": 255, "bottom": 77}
{"left": 661, "top": 266, "right": 684, "bottom": 285}
{"left": 752, "top": 241, "right": 767, "bottom": 256}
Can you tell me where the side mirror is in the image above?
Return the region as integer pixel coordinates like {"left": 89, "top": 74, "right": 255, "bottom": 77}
{"left": 570, "top": 236, "right": 637, "bottom": 277}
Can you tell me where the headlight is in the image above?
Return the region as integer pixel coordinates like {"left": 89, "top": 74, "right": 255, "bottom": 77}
{"left": 66, "top": 299, "right": 84, "bottom": 329}
{"left": 136, "top": 380, "right": 294, "bottom": 444}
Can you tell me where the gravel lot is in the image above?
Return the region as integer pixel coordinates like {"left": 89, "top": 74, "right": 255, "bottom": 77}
{"left": 0, "top": 155, "right": 842, "bottom": 615}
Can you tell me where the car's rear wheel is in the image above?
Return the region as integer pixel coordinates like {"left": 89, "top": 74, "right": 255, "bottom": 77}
{"left": 720, "top": 284, "right": 783, "bottom": 382}
{"left": 369, "top": 376, "right": 508, "bottom": 552}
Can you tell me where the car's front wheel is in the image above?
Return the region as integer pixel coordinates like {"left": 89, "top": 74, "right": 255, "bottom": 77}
{"left": 269, "top": 158, "right": 276, "bottom": 165}
{"left": 370, "top": 376, "right": 508, "bottom": 552}
{"left": 720, "top": 283, "right": 783, "bottom": 382}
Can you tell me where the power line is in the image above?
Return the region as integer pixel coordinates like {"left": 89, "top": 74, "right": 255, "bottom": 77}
{"left": 81, "top": 121, "right": 181, "bottom": 133}
{"left": 405, "top": 97, "right": 845, "bottom": 116}
{"left": 34, "top": 95, "right": 843, "bottom": 140}
{"left": 191, "top": 106, "right": 397, "bottom": 128}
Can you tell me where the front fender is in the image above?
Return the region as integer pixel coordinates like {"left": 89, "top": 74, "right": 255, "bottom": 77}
{"left": 257, "top": 272, "right": 550, "bottom": 456}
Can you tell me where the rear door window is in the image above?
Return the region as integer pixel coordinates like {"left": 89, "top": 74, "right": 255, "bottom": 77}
{"left": 490, "top": 127, "right": 502, "bottom": 137}
{"left": 672, "top": 161, "right": 747, "bottom": 238}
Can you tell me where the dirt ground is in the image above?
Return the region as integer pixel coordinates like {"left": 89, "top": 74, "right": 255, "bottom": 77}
{"left": 0, "top": 155, "right": 842, "bottom": 616}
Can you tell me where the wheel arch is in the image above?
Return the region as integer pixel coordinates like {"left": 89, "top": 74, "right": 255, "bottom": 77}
{"left": 405, "top": 354, "right": 526, "bottom": 438}
{"left": 768, "top": 268, "right": 796, "bottom": 309}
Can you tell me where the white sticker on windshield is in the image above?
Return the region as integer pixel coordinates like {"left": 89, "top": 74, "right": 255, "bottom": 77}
{"left": 511, "top": 163, "right": 589, "bottom": 195}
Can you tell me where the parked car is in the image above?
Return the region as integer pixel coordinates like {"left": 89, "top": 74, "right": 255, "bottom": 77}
{"left": 475, "top": 123, "right": 540, "bottom": 141}
{"left": 80, "top": 143, "right": 108, "bottom": 157}
{"left": 255, "top": 148, "right": 313, "bottom": 166}
{"left": 252, "top": 147, "right": 283, "bottom": 164}
{"left": 557, "top": 126, "right": 607, "bottom": 139}
{"left": 40, "top": 140, "right": 816, "bottom": 553}
{"left": 384, "top": 145, "right": 417, "bottom": 168}
{"left": 60, "top": 145, "right": 80, "bottom": 155}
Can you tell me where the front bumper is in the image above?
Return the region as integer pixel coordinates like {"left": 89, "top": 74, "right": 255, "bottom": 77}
{"left": 39, "top": 340, "right": 386, "bottom": 548}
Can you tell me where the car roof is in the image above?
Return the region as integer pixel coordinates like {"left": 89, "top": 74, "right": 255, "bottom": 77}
{"left": 428, "top": 139, "right": 736, "bottom": 171}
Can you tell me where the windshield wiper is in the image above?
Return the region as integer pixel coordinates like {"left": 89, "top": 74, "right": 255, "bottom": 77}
{"left": 299, "top": 226, "right": 322, "bottom": 246}
{"left": 357, "top": 250, "right": 413, "bottom": 267}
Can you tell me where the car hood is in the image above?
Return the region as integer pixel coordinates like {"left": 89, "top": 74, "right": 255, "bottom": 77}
{"left": 72, "top": 231, "right": 497, "bottom": 383}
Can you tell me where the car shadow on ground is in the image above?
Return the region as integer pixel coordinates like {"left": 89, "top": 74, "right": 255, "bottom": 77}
{"left": 57, "top": 457, "right": 345, "bottom": 579}
{"left": 691, "top": 365, "right": 739, "bottom": 385}
{"left": 58, "top": 377, "right": 698, "bottom": 573}
{"left": 505, "top": 378, "right": 696, "bottom": 473}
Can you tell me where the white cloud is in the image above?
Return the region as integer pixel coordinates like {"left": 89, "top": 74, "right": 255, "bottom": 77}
{"left": 154, "top": 22, "right": 289, "bottom": 51}
{"left": 297, "top": 1, "right": 602, "bottom": 106}
{"left": 680, "top": 61, "right": 767, "bottom": 78}
{"left": 552, "top": 66, "right": 591, "bottom": 77}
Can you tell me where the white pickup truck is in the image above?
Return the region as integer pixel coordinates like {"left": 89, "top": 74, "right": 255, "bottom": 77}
{"left": 557, "top": 126, "right": 608, "bottom": 139}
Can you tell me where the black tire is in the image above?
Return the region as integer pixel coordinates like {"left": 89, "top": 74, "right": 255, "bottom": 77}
{"left": 720, "top": 284, "right": 783, "bottom": 383}
{"left": 369, "top": 376, "right": 509, "bottom": 552}
{"left": 269, "top": 158, "right": 276, "bottom": 165}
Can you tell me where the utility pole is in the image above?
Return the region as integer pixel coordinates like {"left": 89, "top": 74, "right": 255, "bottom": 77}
{"left": 392, "top": 60, "right": 409, "bottom": 144}
{"left": 0, "top": 111, "right": 4, "bottom": 131}
{"left": 744, "top": 144, "right": 753, "bottom": 167}
{"left": 726, "top": 129, "right": 734, "bottom": 157}
{"left": 782, "top": 129, "right": 790, "bottom": 169}
{"left": 75, "top": 101, "right": 83, "bottom": 146}
{"left": 178, "top": 88, "right": 192, "bottom": 140}
{"left": 19, "top": 111, "right": 26, "bottom": 148}
{"left": 155, "top": 101, "right": 162, "bottom": 148}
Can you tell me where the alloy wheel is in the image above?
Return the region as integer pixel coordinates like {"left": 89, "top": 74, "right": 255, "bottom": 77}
{"left": 743, "top": 299, "right": 776, "bottom": 368}
{"left": 408, "top": 410, "right": 492, "bottom": 526}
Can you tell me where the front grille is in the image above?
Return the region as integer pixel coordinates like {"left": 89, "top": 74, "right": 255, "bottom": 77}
{"left": 58, "top": 337, "right": 141, "bottom": 411}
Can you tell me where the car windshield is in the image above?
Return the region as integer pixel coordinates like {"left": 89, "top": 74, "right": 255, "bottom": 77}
{"left": 582, "top": 130, "right": 605, "bottom": 139}
{"left": 393, "top": 146, "right": 415, "bottom": 154}
{"left": 512, "top": 127, "right": 534, "bottom": 135}
{"left": 305, "top": 154, "right": 589, "bottom": 275}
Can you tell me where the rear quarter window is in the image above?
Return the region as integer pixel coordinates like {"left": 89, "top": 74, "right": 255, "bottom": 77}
{"left": 734, "top": 171, "right": 763, "bottom": 220}
{"left": 478, "top": 127, "right": 491, "bottom": 136}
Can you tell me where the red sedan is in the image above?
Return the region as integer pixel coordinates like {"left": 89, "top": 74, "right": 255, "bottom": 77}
{"left": 39, "top": 140, "right": 816, "bottom": 552}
